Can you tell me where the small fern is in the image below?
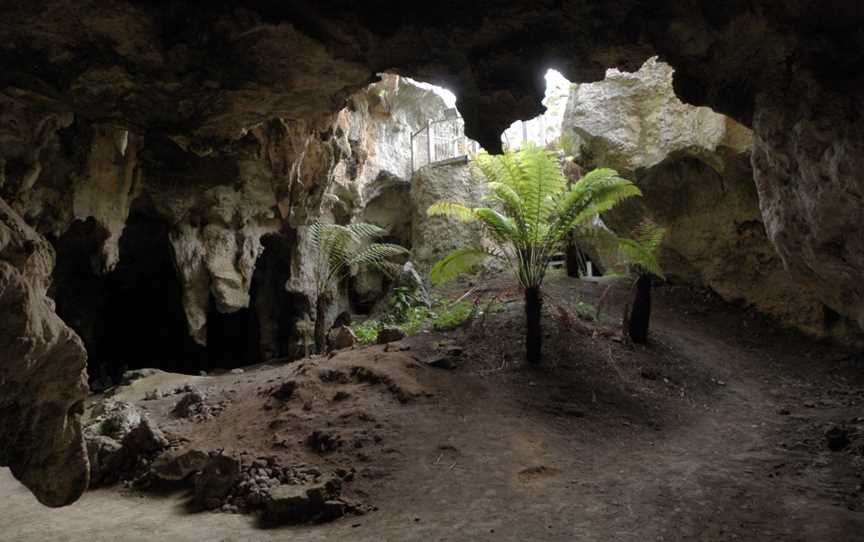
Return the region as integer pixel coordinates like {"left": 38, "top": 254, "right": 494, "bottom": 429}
{"left": 310, "top": 221, "right": 408, "bottom": 352}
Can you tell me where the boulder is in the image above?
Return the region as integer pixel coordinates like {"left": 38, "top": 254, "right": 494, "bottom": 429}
{"left": 87, "top": 400, "right": 142, "bottom": 440}
{"left": 328, "top": 325, "right": 357, "bottom": 351}
{"left": 377, "top": 326, "right": 406, "bottom": 344}
{"left": 562, "top": 58, "right": 828, "bottom": 336}
{"left": 264, "top": 478, "right": 344, "bottom": 524}
{"left": 172, "top": 388, "right": 207, "bottom": 418}
{"left": 150, "top": 449, "right": 209, "bottom": 481}
{"left": 85, "top": 435, "right": 122, "bottom": 485}
{"left": 120, "top": 417, "right": 169, "bottom": 457}
{"left": 396, "top": 261, "right": 430, "bottom": 307}
{"left": 410, "top": 162, "right": 490, "bottom": 273}
{"left": 86, "top": 415, "right": 168, "bottom": 485}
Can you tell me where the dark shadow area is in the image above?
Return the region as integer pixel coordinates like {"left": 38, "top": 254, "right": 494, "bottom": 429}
{"left": 51, "top": 218, "right": 111, "bottom": 381}
{"left": 52, "top": 209, "right": 207, "bottom": 385}
{"left": 250, "top": 233, "right": 309, "bottom": 361}
{"left": 101, "top": 209, "right": 206, "bottom": 378}
{"left": 206, "top": 299, "right": 259, "bottom": 369}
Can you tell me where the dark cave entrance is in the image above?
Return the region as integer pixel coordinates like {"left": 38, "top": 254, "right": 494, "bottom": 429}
{"left": 100, "top": 210, "right": 206, "bottom": 378}
{"left": 249, "top": 233, "right": 310, "bottom": 362}
{"left": 52, "top": 216, "right": 317, "bottom": 385}
{"left": 206, "top": 300, "right": 259, "bottom": 369}
{"left": 53, "top": 209, "right": 206, "bottom": 385}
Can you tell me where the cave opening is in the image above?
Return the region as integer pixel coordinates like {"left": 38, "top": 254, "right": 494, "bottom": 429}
{"left": 205, "top": 299, "right": 259, "bottom": 370}
{"left": 249, "top": 233, "right": 310, "bottom": 362}
{"left": 100, "top": 208, "right": 206, "bottom": 379}
{"left": 53, "top": 208, "right": 207, "bottom": 386}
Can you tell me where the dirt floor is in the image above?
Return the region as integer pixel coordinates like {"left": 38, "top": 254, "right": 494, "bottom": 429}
{"left": 3, "top": 271, "right": 864, "bottom": 541}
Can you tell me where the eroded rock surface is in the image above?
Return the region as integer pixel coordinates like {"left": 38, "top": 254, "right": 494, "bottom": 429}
{"left": 0, "top": 197, "right": 89, "bottom": 507}
{"left": 410, "top": 162, "right": 488, "bottom": 272}
{"left": 563, "top": 58, "right": 751, "bottom": 175}
{"left": 563, "top": 59, "right": 831, "bottom": 336}
{"left": 753, "top": 82, "right": 864, "bottom": 333}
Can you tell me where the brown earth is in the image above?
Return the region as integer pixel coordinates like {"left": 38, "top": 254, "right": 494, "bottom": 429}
{"left": 2, "top": 271, "right": 863, "bottom": 541}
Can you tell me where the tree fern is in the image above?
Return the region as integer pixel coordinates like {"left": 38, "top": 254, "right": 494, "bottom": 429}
{"left": 309, "top": 220, "right": 408, "bottom": 352}
{"left": 427, "top": 144, "right": 647, "bottom": 364}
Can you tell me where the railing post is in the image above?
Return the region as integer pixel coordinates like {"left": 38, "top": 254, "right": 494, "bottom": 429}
{"left": 426, "top": 119, "right": 434, "bottom": 166}
{"left": 521, "top": 120, "right": 528, "bottom": 147}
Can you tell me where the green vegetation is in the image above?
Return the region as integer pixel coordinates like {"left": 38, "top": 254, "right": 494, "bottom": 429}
{"left": 352, "top": 319, "right": 382, "bottom": 345}
{"left": 617, "top": 221, "right": 666, "bottom": 343}
{"left": 427, "top": 144, "right": 643, "bottom": 364}
{"left": 573, "top": 301, "right": 596, "bottom": 322}
{"left": 310, "top": 221, "right": 408, "bottom": 352}
{"left": 431, "top": 300, "right": 475, "bottom": 331}
{"left": 350, "top": 292, "right": 483, "bottom": 344}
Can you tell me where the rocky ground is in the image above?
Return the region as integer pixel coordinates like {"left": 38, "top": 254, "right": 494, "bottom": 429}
{"left": 2, "top": 271, "right": 864, "bottom": 541}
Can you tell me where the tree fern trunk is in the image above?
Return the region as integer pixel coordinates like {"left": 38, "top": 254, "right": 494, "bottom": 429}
{"left": 525, "top": 286, "right": 543, "bottom": 364}
{"left": 314, "top": 293, "right": 329, "bottom": 354}
{"left": 628, "top": 273, "right": 652, "bottom": 343}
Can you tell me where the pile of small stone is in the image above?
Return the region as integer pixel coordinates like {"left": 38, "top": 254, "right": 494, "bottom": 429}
{"left": 222, "top": 457, "right": 312, "bottom": 512}
{"left": 164, "top": 385, "right": 230, "bottom": 421}
{"left": 215, "top": 457, "right": 364, "bottom": 523}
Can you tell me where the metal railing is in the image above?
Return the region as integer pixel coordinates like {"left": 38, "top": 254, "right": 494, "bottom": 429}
{"left": 411, "top": 110, "right": 479, "bottom": 172}
{"left": 410, "top": 110, "right": 552, "bottom": 173}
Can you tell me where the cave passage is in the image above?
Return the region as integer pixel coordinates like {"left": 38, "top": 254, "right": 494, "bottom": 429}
{"left": 206, "top": 300, "right": 259, "bottom": 370}
{"left": 53, "top": 211, "right": 206, "bottom": 384}
{"left": 100, "top": 211, "right": 206, "bottom": 379}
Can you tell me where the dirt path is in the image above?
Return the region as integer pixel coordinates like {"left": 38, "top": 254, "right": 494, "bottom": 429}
{"left": 2, "top": 275, "right": 863, "bottom": 541}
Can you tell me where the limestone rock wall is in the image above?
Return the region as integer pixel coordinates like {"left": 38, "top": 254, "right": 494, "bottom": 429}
{"left": 563, "top": 59, "right": 833, "bottom": 336}
{"left": 563, "top": 58, "right": 750, "bottom": 175}
{"left": 753, "top": 80, "right": 864, "bottom": 333}
{"left": 0, "top": 197, "right": 89, "bottom": 507}
{"left": 410, "top": 161, "right": 489, "bottom": 273}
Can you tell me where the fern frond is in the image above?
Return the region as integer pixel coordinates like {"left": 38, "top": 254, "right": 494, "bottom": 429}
{"left": 576, "top": 220, "right": 666, "bottom": 278}
{"left": 515, "top": 144, "right": 567, "bottom": 233}
{"left": 473, "top": 207, "right": 518, "bottom": 241}
{"left": 484, "top": 182, "right": 524, "bottom": 219}
{"left": 427, "top": 202, "right": 477, "bottom": 222}
{"left": 348, "top": 222, "right": 387, "bottom": 240}
{"left": 552, "top": 170, "right": 641, "bottom": 240}
{"left": 429, "top": 247, "right": 496, "bottom": 285}
{"left": 349, "top": 243, "right": 409, "bottom": 267}
{"left": 619, "top": 221, "right": 666, "bottom": 277}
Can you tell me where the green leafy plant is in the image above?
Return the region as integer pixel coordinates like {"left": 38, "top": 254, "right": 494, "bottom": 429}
{"left": 431, "top": 300, "right": 476, "bottom": 331}
{"left": 352, "top": 319, "right": 382, "bottom": 345}
{"left": 310, "top": 221, "right": 408, "bottom": 352}
{"left": 427, "top": 144, "right": 641, "bottom": 363}
{"left": 399, "top": 305, "right": 432, "bottom": 335}
{"left": 387, "top": 286, "right": 425, "bottom": 321}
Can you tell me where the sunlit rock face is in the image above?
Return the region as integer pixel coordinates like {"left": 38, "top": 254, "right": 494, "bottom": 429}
{"left": 563, "top": 59, "right": 835, "bottom": 337}
{"left": 0, "top": 198, "right": 89, "bottom": 507}
{"left": 563, "top": 59, "right": 752, "bottom": 174}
